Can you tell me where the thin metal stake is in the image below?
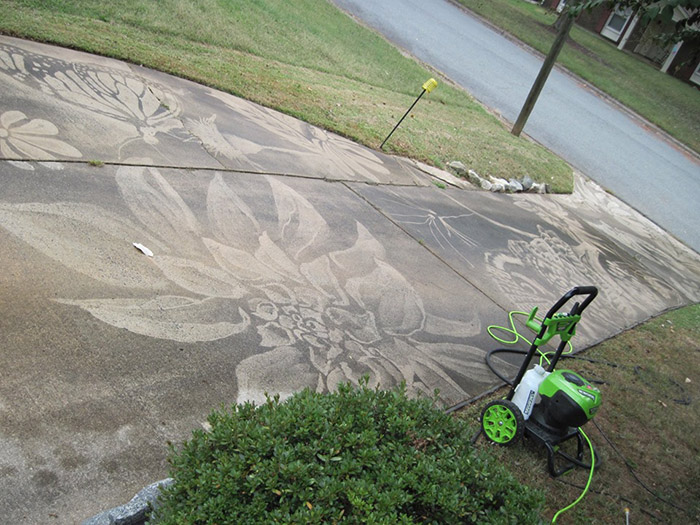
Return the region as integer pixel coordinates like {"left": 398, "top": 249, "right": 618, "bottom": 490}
{"left": 380, "top": 78, "right": 437, "bottom": 150}
{"left": 380, "top": 90, "right": 426, "bottom": 150}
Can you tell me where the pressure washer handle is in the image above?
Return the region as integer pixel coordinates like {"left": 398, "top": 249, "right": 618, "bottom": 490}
{"left": 526, "top": 287, "right": 597, "bottom": 346}
{"left": 506, "top": 287, "right": 597, "bottom": 401}
{"left": 544, "top": 286, "right": 598, "bottom": 319}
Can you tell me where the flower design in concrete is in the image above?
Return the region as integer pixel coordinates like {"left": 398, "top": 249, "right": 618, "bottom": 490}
{"left": 0, "top": 110, "right": 81, "bottom": 161}
{"left": 188, "top": 90, "right": 392, "bottom": 182}
{"left": 483, "top": 215, "right": 690, "bottom": 328}
{"left": 358, "top": 185, "right": 700, "bottom": 336}
{"left": 0, "top": 165, "right": 491, "bottom": 404}
{"left": 0, "top": 43, "right": 185, "bottom": 154}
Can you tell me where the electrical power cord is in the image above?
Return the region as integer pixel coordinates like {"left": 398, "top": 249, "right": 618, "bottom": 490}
{"left": 632, "top": 366, "right": 692, "bottom": 405}
{"left": 486, "top": 311, "right": 628, "bottom": 385}
{"left": 591, "top": 419, "right": 692, "bottom": 516}
{"left": 484, "top": 311, "right": 597, "bottom": 521}
{"left": 489, "top": 312, "right": 691, "bottom": 402}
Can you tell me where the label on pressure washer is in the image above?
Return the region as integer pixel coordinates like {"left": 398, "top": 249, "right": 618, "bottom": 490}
{"left": 524, "top": 390, "right": 536, "bottom": 417}
{"left": 578, "top": 389, "right": 596, "bottom": 401}
{"left": 512, "top": 366, "right": 549, "bottom": 420}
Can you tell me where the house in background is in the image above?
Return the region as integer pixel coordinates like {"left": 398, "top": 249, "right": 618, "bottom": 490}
{"left": 542, "top": 0, "right": 700, "bottom": 86}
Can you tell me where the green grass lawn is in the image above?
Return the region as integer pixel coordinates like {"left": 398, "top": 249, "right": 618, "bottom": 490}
{"left": 0, "top": 0, "right": 573, "bottom": 191}
{"left": 457, "top": 303, "right": 700, "bottom": 524}
{"left": 457, "top": 0, "right": 700, "bottom": 154}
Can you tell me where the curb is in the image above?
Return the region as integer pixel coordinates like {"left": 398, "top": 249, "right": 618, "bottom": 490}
{"left": 82, "top": 479, "right": 174, "bottom": 525}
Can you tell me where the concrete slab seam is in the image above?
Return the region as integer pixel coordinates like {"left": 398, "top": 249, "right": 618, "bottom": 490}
{"left": 0, "top": 158, "right": 428, "bottom": 188}
{"left": 125, "top": 62, "right": 228, "bottom": 172}
{"left": 341, "top": 181, "right": 511, "bottom": 315}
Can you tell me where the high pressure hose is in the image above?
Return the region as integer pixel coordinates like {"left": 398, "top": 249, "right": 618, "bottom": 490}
{"left": 482, "top": 309, "right": 694, "bottom": 522}
{"left": 551, "top": 428, "right": 595, "bottom": 523}
{"left": 485, "top": 310, "right": 574, "bottom": 382}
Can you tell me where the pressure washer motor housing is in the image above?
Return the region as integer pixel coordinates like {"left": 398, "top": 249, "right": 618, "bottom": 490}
{"left": 481, "top": 286, "right": 601, "bottom": 476}
{"left": 537, "top": 369, "right": 600, "bottom": 429}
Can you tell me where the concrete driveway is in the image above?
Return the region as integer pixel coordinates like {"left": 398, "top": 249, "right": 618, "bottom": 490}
{"left": 1, "top": 36, "right": 699, "bottom": 523}
{"left": 333, "top": 0, "right": 700, "bottom": 253}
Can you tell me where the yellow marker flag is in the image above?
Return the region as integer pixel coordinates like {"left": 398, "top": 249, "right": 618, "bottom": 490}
{"left": 422, "top": 78, "right": 438, "bottom": 93}
{"left": 381, "top": 78, "right": 438, "bottom": 149}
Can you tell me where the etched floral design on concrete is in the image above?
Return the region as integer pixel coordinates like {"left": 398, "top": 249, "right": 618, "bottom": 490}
{"left": 359, "top": 183, "right": 700, "bottom": 338}
{"left": 0, "top": 164, "right": 492, "bottom": 404}
{"left": 561, "top": 176, "right": 700, "bottom": 297}
{"left": 188, "top": 89, "right": 392, "bottom": 182}
{"left": 0, "top": 43, "right": 185, "bottom": 154}
{"left": 483, "top": 192, "right": 698, "bottom": 330}
{"left": 0, "top": 110, "right": 82, "bottom": 160}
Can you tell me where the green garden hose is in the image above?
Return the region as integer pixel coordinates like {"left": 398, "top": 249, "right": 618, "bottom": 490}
{"left": 487, "top": 310, "right": 574, "bottom": 368}
{"left": 551, "top": 428, "right": 595, "bottom": 523}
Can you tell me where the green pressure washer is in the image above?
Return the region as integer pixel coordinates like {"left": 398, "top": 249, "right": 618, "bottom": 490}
{"left": 481, "top": 286, "right": 600, "bottom": 477}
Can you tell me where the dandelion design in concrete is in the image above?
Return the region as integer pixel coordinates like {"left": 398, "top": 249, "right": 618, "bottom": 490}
{"left": 354, "top": 181, "right": 700, "bottom": 341}
{"left": 351, "top": 188, "right": 479, "bottom": 269}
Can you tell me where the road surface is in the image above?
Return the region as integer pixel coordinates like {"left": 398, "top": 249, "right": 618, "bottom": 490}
{"left": 333, "top": 0, "right": 700, "bottom": 253}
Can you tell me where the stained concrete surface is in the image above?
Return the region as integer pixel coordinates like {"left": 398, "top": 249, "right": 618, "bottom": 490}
{"left": 1, "top": 36, "right": 699, "bottom": 524}
{"left": 133, "top": 65, "right": 429, "bottom": 185}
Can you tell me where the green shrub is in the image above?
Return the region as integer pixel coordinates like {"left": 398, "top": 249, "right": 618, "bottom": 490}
{"left": 152, "top": 381, "right": 544, "bottom": 524}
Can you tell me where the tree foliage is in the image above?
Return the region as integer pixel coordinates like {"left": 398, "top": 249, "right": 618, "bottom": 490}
{"left": 570, "top": 1, "right": 700, "bottom": 45}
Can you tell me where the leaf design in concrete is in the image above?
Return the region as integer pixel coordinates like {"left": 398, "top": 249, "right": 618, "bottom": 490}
{"left": 189, "top": 89, "right": 393, "bottom": 182}
{"left": 0, "top": 166, "right": 490, "bottom": 402}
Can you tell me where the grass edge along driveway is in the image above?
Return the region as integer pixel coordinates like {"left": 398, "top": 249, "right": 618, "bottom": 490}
{"left": 0, "top": 0, "right": 574, "bottom": 192}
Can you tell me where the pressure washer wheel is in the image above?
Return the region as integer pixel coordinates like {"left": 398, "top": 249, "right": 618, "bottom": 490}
{"left": 481, "top": 400, "right": 524, "bottom": 446}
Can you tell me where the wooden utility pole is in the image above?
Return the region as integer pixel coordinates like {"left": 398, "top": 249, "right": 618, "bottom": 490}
{"left": 511, "top": 11, "right": 576, "bottom": 137}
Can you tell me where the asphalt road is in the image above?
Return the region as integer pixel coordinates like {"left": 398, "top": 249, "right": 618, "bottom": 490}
{"left": 332, "top": 0, "right": 700, "bottom": 253}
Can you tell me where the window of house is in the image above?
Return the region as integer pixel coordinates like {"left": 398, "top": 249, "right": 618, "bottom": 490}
{"left": 691, "top": 62, "right": 700, "bottom": 86}
{"left": 601, "top": 7, "right": 634, "bottom": 41}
